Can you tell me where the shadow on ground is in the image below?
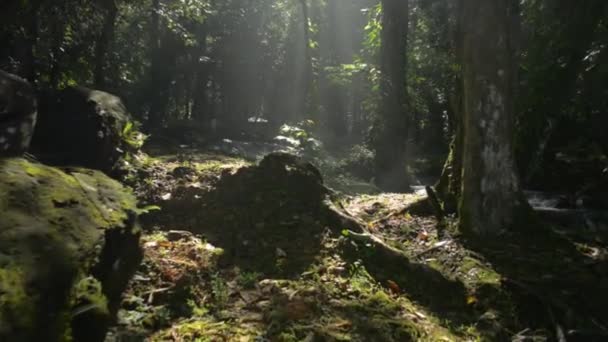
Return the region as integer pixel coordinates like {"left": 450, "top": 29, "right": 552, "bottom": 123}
{"left": 462, "top": 223, "right": 608, "bottom": 341}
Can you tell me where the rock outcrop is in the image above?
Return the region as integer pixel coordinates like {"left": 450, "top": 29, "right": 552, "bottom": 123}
{"left": 153, "top": 153, "right": 333, "bottom": 275}
{"left": 0, "top": 158, "right": 142, "bottom": 342}
{"left": 30, "top": 87, "right": 138, "bottom": 173}
{"left": 0, "top": 70, "right": 37, "bottom": 156}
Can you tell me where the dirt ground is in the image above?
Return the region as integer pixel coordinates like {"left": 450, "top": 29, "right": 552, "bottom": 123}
{"left": 106, "top": 147, "right": 608, "bottom": 342}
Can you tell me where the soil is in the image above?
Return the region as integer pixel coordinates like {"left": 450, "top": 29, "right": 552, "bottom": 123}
{"left": 106, "top": 144, "right": 608, "bottom": 342}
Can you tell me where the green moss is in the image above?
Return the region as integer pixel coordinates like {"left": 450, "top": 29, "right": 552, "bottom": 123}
{"left": 1, "top": 159, "right": 137, "bottom": 234}
{"left": 459, "top": 257, "right": 501, "bottom": 285}
{"left": 71, "top": 277, "right": 109, "bottom": 316}
{"left": 0, "top": 265, "right": 34, "bottom": 332}
{"left": 368, "top": 290, "right": 400, "bottom": 312}
{"left": 427, "top": 258, "right": 445, "bottom": 273}
{"left": 0, "top": 158, "right": 140, "bottom": 340}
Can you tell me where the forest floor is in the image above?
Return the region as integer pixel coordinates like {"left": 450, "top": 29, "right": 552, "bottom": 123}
{"left": 106, "top": 143, "right": 608, "bottom": 342}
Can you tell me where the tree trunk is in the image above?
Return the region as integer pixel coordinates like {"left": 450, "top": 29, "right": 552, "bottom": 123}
{"left": 459, "top": 0, "right": 527, "bottom": 235}
{"left": 299, "top": 0, "right": 312, "bottom": 102}
{"left": 48, "top": 5, "right": 67, "bottom": 89}
{"left": 373, "top": 0, "right": 409, "bottom": 191}
{"left": 322, "top": 0, "right": 350, "bottom": 143}
{"left": 147, "top": 0, "right": 169, "bottom": 129}
{"left": 94, "top": 0, "right": 118, "bottom": 88}
{"left": 22, "top": 0, "right": 42, "bottom": 83}
{"left": 435, "top": 0, "right": 464, "bottom": 213}
{"left": 299, "top": 0, "right": 313, "bottom": 120}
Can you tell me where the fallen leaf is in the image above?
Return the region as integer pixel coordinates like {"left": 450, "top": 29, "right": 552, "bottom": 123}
{"left": 285, "top": 299, "right": 313, "bottom": 320}
{"left": 413, "top": 310, "right": 426, "bottom": 319}
{"left": 417, "top": 230, "right": 429, "bottom": 241}
{"left": 143, "top": 241, "right": 158, "bottom": 248}
{"left": 433, "top": 240, "right": 453, "bottom": 248}
{"left": 387, "top": 280, "right": 401, "bottom": 294}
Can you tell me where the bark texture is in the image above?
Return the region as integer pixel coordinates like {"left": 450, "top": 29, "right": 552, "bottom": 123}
{"left": 373, "top": 0, "right": 410, "bottom": 191}
{"left": 94, "top": 0, "right": 118, "bottom": 88}
{"left": 459, "top": 0, "right": 525, "bottom": 234}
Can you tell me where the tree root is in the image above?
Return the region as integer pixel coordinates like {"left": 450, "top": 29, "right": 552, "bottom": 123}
{"left": 323, "top": 196, "right": 468, "bottom": 310}
{"left": 323, "top": 198, "right": 413, "bottom": 263}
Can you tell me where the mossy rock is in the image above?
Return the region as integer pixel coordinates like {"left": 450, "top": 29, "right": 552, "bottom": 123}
{"left": 169, "top": 153, "right": 330, "bottom": 276}
{"left": 0, "top": 158, "right": 142, "bottom": 342}
{"left": 30, "top": 87, "right": 138, "bottom": 173}
{"left": 0, "top": 70, "right": 37, "bottom": 156}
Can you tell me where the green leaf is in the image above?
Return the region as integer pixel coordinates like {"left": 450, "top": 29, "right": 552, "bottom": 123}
{"left": 136, "top": 205, "right": 162, "bottom": 215}
{"left": 123, "top": 121, "right": 134, "bottom": 136}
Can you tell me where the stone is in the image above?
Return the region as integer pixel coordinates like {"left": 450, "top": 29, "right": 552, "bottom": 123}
{"left": 0, "top": 70, "right": 37, "bottom": 156}
{"left": 30, "top": 87, "right": 137, "bottom": 173}
{"left": 0, "top": 158, "right": 142, "bottom": 342}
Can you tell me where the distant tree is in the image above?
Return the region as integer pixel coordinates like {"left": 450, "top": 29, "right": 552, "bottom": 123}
{"left": 516, "top": 0, "right": 608, "bottom": 184}
{"left": 372, "top": 0, "right": 410, "bottom": 190}
{"left": 94, "top": 0, "right": 119, "bottom": 88}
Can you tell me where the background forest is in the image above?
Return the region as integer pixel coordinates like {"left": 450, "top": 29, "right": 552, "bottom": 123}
{"left": 1, "top": 0, "right": 607, "bottom": 193}
{"left": 1, "top": 0, "right": 608, "bottom": 341}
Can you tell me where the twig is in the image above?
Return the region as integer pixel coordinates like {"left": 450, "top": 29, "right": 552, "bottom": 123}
{"left": 414, "top": 240, "right": 453, "bottom": 258}
{"left": 425, "top": 185, "right": 447, "bottom": 238}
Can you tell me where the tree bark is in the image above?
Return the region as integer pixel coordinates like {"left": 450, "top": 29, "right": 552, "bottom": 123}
{"left": 436, "top": 0, "right": 464, "bottom": 213}
{"left": 373, "top": 0, "right": 410, "bottom": 191}
{"left": 48, "top": 4, "right": 67, "bottom": 89}
{"left": 22, "top": 0, "right": 43, "bottom": 83}
{"left": 299, "top": 0, "right": 313, "bottom": 120}
{"left": 147, "top": 0, "right": 170, "bottom": 129}
{"left": 94, "top": 0, "right": 119, "bottom": 88}
{"left": 459, "top": 0, "right": 527, "bottom": 235}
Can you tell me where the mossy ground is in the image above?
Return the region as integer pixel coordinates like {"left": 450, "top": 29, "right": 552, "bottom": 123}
{"left": 108, "top": 148, "right": 608, "bottom": 342}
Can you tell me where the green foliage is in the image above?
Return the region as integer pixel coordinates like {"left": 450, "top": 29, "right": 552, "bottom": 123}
{"left": 72, "top": 277, "right": 110, "bottom": 317}
{"left": 362, "top": 4, "right": 383, "bottom": 59}
{"left": 122, "top": 121, "right": 148, "bottom": 150}
{"left": 236, "top": 271, "right": 262, "bottom": 289}
{"left": 135, "top": 205, "right": 162, "bottom": 215}
{"left": 277, "top": 121, "right": 323, "bottom": 154}
{"left": 339, "top": 144, "right": 375, "bottom": 180}
{"left": 186, "top": 299, "right": 209, "bottom": 318}
{"left": 210, "top": 273, "right": 229, "bottom": 309}
{"left": 324, "top": 63, "right": 369, "bottom": 87}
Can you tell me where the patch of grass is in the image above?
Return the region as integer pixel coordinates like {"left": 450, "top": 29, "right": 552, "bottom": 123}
{"left": 210, "top": 273, "right": 229, "bottom": 309}
{"left": 459, "top": 256, "right": 501, "bottom": 286}
{"left": 236, "top": 271, "right": 262, "bottom": 289}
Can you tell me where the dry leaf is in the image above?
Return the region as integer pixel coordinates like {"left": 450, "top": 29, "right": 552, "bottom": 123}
{"left": 387, "top": 280, "right": 401, "bottom": 294}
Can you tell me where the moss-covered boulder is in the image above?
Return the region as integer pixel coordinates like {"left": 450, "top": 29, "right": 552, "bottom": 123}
{"left": 0, "top": 70, "right": 37, "bottom": 156}
{"left": 154, "top": 153, "right": 343, "bottom": 276}
{"left": 0, "top": 158, "right": 142, "bottom": 342}
{"left": 30, "top": 87, "right": 140, "bottom": 173}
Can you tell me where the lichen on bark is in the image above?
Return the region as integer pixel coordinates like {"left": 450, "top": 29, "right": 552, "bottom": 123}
{"left": 458, "top": 0, "right": 528, "bottom": 235}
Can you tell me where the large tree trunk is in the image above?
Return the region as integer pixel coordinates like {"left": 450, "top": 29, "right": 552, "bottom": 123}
{"left": 146, "top": 0, "right": 172, "bottom": 129}
{"left": 21, "top": 0, "right": 42, "bottom": 83}
{"left": 94, "top": 0, "right": 118, "bottom": 88}
{"left": 435, "top": 0, "right": 464, "bottom": 214}
{"left": 48, "top": 5, "right": 67, "bottom": 89}
{"left": 459, "top": 0, "right": 527, "bottom": 235}
{"left": 373, "top": 0, "right": 410, "bottom": 191}
{"left": 299, "top": 0, "right": 314, "bottom": 119}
